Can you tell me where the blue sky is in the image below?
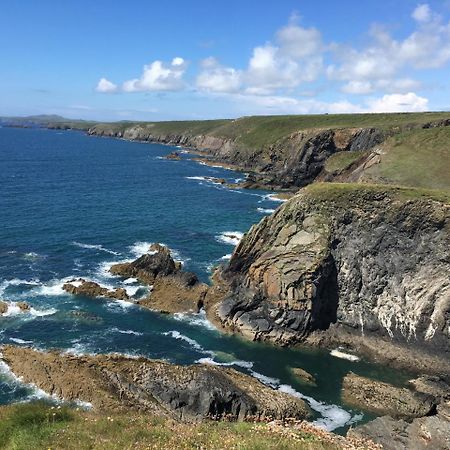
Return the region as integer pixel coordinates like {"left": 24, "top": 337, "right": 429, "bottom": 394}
{"left": 1, "top": 0, "right": 450, "bottom": 121}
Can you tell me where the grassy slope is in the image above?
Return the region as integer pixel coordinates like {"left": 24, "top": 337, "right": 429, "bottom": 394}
{"left": 362, "top": 126, "right": 450, "bottom": 191}
{"left": 0, "top": 402, "right": 345, "bottom": 450}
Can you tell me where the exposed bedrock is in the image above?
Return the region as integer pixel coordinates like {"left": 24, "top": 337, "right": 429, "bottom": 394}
{"left": 0, "top": 345, "right": 310, "bottom": 422}
{"left": 110, "top": 244, "right": 208, "bottom": 313}
{"left": 208, "top": 184, "right": 450, "bottom": 373}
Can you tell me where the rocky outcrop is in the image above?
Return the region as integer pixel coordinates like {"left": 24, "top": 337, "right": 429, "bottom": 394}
{"left": 63, "top": 279, "right": 129, "bottom": 301}
{"left": 137, "top": 272, "right": 208, "bottom": 314}
{"left": 110, "top": 245, "right": 177, "bottom": 284}
{"left": 348, "top": 401, "right": 450, "bottom": 450}
{"left": 290, "top": 367, "right": 316, "bottom": 385}
{"left": 111, "top": 244, "right": 208, "bottom": 314}
{"left": 208, "top": 183, "right": 450, "bottom": 373}
{"left": 0, "top": 345, "right": 310, "bottom": 421}
{"left": 164, "top": 151, "right": 182, "bottom": 160}
{"left": 0, "top": 301, "right": 30, "bottom": 315}
{"left": 341, "top": 372, "right": 436, "bottom": 419}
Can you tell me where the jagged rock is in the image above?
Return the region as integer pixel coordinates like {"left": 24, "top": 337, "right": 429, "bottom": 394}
{"left": 63, "top": 279, "right": 129, "bottom": 301}
{"left": 208, "top": 184, "right": 450, "bottom": 373}
{"left": 0, "top": 301, "right": 8, "bottom": 314}
{"left": 290, "top": 367, "right": 316, "bottom": 385}
{"left": 17, "top": 302, "right": 30, "bottom": 311}
{"left": 0, "top": 345, "right": 311, "bottom": 421}
{"left": 164, "top": 151, "right": 181, "bottom": 160}
{"left": 110, "top": 245, "right": 177, "bottom": 284}
{"left": 138, "top": 272, "right": 208, "bottom": 314}
{"left": 341, "top": 372, "right": 435, "bottom": 419}
{"left": 348, "top": 401, "right": 450, "bottom": 450}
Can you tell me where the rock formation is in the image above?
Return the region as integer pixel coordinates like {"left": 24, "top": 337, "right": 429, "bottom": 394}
{"left": 63, "top": 279, "right": 129, "bottom": 301}
{"left": 341, "top": 372, "right": 435, "bottom": 419}
{"left": 110, "top": 244, "right": 208, "bottom": 313}
{"left": 207, "top": 183, "right": 450, "bottom": 373}
{"left": 0, "top": 345, "right": 310, "bottom": 422}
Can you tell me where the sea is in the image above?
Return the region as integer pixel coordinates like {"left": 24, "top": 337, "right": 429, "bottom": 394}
{"left": 0, "top": 126, "right": 413, "bottom": 433}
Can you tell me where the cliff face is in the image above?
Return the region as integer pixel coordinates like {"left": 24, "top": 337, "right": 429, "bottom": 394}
{"left": 88, "top": 124, "right": 385, "bottom": 189}
{"left": 211, "top": 184, "right": 450, "bottom": 371}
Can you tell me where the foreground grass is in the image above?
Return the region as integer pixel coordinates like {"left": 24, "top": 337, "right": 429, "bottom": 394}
{"left": 0, "top": 402, "right": 352, "bottom": 450}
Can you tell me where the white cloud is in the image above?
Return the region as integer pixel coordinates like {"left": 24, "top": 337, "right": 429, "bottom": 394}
{"left": 196, "top": 58, "right": 242, "bottom": 93}
{"left": 367, "top": 92, "right": 428, "bottom": 112}
{"left": 412, "top": 4, "right": 432, "bottom": 22}
{"left": 96, "top": 78, "right": 118, "bottom": 93}
{"left": 330, "top": 4, "right": 450, "bottom": 94}
{"left": 122, "top": 57, "right": 187, "bottom": 92}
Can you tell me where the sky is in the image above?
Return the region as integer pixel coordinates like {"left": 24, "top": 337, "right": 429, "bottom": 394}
{"left": 1, "top": 0, "right": 450, "bottom": 121}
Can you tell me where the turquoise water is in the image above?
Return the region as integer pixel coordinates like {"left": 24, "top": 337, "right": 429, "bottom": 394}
{"left": 0, "top": 127, "right": 411, "bottom": 433}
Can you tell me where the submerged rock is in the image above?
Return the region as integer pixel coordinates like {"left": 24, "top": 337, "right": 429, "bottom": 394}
{"left": 290, "top": 367, "right": 316, "bottom": 385}
{"left": 0, "top": 345, "right": 311, "bottom": 422}
{"left": 63, "top": 279, "right": 129, "bottom": 301}
{"left": 341, "top": 372, "right": 435, "bottom": 420}
{"left": 164, "top": 151, "right": 182, "bottom": 160}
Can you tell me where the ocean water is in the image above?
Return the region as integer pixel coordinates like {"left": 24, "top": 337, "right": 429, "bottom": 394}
{"left": 0, "top": 127, "right": 412, "bottom": 433}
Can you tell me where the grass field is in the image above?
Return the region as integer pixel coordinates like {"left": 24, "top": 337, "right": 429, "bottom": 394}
{"left": 0, "top": 402, "right": 347, "bottom": 450}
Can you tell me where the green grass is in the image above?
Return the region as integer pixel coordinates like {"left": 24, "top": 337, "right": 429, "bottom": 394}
{"left": 363, "top": 126, "right": 450, "bottom": 191}
{"left": 0, "top": 402, "right": 343, "bottom": 450}
{"left": 89, "top": 111, "right": 450, "bottom": 148}
{"left": 324, "top": 151, "right": 369, "bottom": 173}
{"left": 302, "top": 182, "right": 450, "bottom": 205}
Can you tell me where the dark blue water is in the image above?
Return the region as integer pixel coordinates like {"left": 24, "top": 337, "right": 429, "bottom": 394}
{"left": 0, "top": 127, "right": 412, "bottom": 432}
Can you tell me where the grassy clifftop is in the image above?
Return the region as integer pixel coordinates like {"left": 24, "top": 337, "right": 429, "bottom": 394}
{"left": 0, "top": 402, "right": 371, "bottom": 450}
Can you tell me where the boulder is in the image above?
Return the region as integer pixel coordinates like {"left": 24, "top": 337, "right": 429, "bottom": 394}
{"left": 63, "top": 279, "right": 129, "bottom": 301}
{"left": 164, "top": 152, "right": 181, "bottom": 160}
{"left": 341, "top": 372, "right": 435, "bottom": 419}
{"left": 0, "top": 301, "right": 8, "bottom": 314}
{"left": 17, "top": 302, "right": 30, "bottom": 311}
{"left": 0, "top": 345, "right": 311, "bottom": 422}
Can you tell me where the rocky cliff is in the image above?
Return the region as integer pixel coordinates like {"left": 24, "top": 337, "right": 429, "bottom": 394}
{"left": 208, "top": 183, "right": 450, "bottom": 373}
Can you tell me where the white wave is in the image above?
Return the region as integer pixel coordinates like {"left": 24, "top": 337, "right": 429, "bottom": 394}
{"left": 196, "top": 357, "right": 254, "bottom": 369}
{"left": 0, "top": 278, "right": 40, "bottom": 296}
{"left": 111, "top": 327, "right": 143, "bottom": 336}
{"left": 163, "top": 330, "right": 204, "bottom": 351}
{"left": 172, "top": 310, "right": 217, "bottom": 331}
{"left": 74, "top": 399, "right": 93, "bottom": 410}
{"left": 220, "top": 254, "right": 232, "bottom": 261}
{"left": 185, "top": 176, "right": 208, "bottom": 181}
{"left": 250, "top": 370, "right": 280, "bottom": 388}
{"left": 123, "top": 278, "right": 138, "bottom": 284}
{"left": 257, "top": 207, "right": 276, "bottom": 214}
{"left": 124, "top": 285, "right": 141, "bottom": 297}
{"left": 9, "top": 337, "right": 34, "bottom": 344}
{"left": 1, "top": 300, "right": 56, "bottom": 318}
{"left": 23, "top": 252, "right": 42, "bottom": 260}
{"left": 330, "top": 349, "right": 360, "bottom": 362}
{"left": 64, "top": 340, "right": 92, "bottom": 356}
{"left": 278, "top": 384, "right": 355, "bottom": 432}
{"left": 216, "top": 231, "right": 244, "bottom": 246}
{"left": 258, "top": 193, "right": 288, "bottom": 203}
{"left": 129, "top": 241, "right": 155, "bottom": 258}
{"left": 106, "top": 299, "right": 135, "bottom": 311}
{"left": 30, "top": 307, "right": 57, "bottom": 317}
{"left": 72, "top": 241, "right": 121, "bottom": 256}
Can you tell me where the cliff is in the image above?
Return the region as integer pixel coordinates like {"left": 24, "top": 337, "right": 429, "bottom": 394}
{"left": 207, "top": 183, "right": 450, "bottom": 373}
{"left": 87, "top": 113, "right": 450, "bottom": 190}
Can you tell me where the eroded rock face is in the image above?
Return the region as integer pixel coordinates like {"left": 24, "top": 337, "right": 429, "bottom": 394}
{"left": 110, "top": 248, "right": 177, "bottom": 284}
{"left": 341, "top": 372, "right": 435, "bottom": 419}
{"left": 210, "top": 185, "right": 450, "bottom": 372}
{"left": 0, "top": 345, "right": 310, "bottom": 422}
{"left": 348, "top": 401, "right": 450, "bottom": 450}
{"left": 63, "top": 279, "right": 129, "bottom": 301}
